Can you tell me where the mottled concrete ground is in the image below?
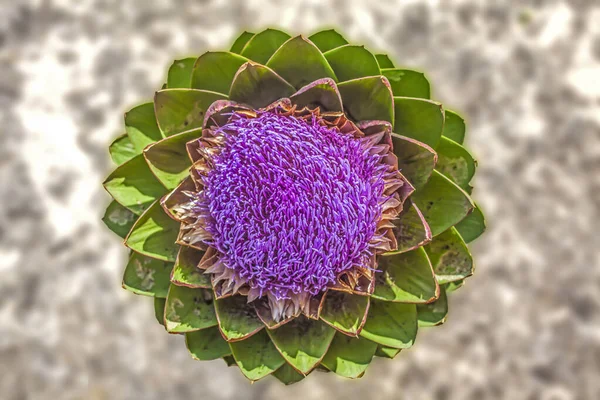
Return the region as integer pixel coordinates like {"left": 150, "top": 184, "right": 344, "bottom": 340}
{"left": 1, "top": 0, "right": 599, "bottom": 399}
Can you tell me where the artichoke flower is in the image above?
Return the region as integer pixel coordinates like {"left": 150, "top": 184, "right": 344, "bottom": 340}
{"left": 103, "top": 28, "right": 486, "bottom": 384}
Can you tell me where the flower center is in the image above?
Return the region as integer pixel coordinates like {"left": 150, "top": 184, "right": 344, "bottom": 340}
{"left": 203, "top": 111, "right": 388, "bottom": 299}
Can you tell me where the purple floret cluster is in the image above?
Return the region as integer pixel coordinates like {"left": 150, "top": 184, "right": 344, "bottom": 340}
{"left": 200, "top": 112, "right": 388, "bottom": 299}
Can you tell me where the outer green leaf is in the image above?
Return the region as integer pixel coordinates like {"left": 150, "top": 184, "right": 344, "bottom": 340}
{"left": 122, "top": 252, "right": 173, "bottom": 298}
{"left": 319, "top": 291, "right": 369, "bottom": 336}
{"left": 373, "top": 248, "right": 439, "bottom": 303}
{"left": 391, "top": 202, "right": 432, "bottom": 253}
{"left": 229, "top": 62, "right": 295, "bottom": 108}
{"left": 102, "top": 200, "right": 137, "bottom": 239}
{"left": 266, "top": 35, "right": 337, "bottom": 88}
{"left": 143, "top": 128, "right": 201, "bottom": 190}
{"left": 273, "top": 363, "right": 305, "bottom": 385}
{"left": 289, "top": 78, "right": 343, "bottom": 112}
{"left": 338, "top": 76, "right": 394, "bottom": 124}
{"left": 442, "top": 110, "right": 466, "bottom": 144}
{"left": 185, "top": 326, "right": 231, "bottom": 360}
{"left": 125, "top": 200, "right": 180, "bottom": 262}
{"left": 222, "top": 355, "right": 237, "bottom": 367}
{"left": 411, "top": 170, "right": 474, "bottom": 237}
{"left": 171, "top": 246, "right": 211, "bottom": 288}
{"left": 383, "top": 69, "right": 430, "bottom": 99}
{"left": 391, "top": 133, "right": 437, "bottom": 191}
{"left": 230, "top": 330, "right": 285, "bottom": 381}
{"left": 321, "top": 334, "right": 377, "bottom": 379}
{"left": 214, "top": 295, "right": 264, "bottom": 341}
{"left": 240, "top": 28, "right": 291, "bottom": 64}
{"left": 435, "top": 136, "right": 476, "bottom": 190}
{"left": 425, "top": 227, "right": 473, "bottom": 284}
{"left": 125, "top": 103, "right": 164, "bottom": 152}
{"left": 360, "top": 300, "right": 417, "bottom": 349}
{"left": 308, "top": 29, "right": 348, "bottom": 53}
{"left": 375, "top": 346, "right": 401, "bottom": 359}
{"left": 154, "top": 297, "right": 166, "bottom": 326}
{"left": 455, "top": 203, "right": 486, "bottom": 243}
{"left": 393, "top": 97, "right": 444, "bottom": 148}
{"left": 154, "top": 89, "right": 227, "bottom": 137}
{"left": 164, "top": 285, "right": 217, "bottom": 333}
{"left": 109, "top": 134, "right": 137, "bottom": 165}
{"left": 324, "top": 45, "right": 380, "bottom": 82}
{"left": 375, "top": 54, "right": 395, "bottom": 69}
{"left": 267, "top": 317, "right": 336, "bottom": 375}
{"left": 190, "top": 52, "right": 248, "bottom": 94}
{"left": 103, "top": 154, "right": 167, "bottom": 215}
{"left": 167, "top": 58, "right": 195, "bottom": 88}
{"left": 230, "top": 31, "right": 255, "bottom": 54}
{"left": 417, "top": 286, "right": 448, "bottom": 327}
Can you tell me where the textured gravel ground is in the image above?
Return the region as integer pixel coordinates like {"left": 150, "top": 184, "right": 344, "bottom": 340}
{"left": 1, "top": 0, "right": 600, "bottom": 399}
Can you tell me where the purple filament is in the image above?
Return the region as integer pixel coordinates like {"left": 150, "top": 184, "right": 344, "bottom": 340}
{"left": 200, "top": 112, "right": 387, "bottom": 299}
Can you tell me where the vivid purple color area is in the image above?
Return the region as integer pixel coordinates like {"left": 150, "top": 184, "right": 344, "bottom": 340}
{"left": 201, "top": 112, "right": 387, "bottom": 299}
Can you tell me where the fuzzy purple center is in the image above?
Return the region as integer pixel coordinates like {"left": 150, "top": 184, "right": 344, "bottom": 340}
{"left": 202, "top": 112, "right": 387, "bottom": 299}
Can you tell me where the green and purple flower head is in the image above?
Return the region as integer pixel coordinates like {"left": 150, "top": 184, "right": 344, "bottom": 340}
{"left": 103, "top": 29, "right": 485, "bottom": 384}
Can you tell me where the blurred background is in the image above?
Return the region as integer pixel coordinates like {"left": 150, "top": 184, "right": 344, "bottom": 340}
{"left": 1, "top": 0, "right": 599, "bottom": 399}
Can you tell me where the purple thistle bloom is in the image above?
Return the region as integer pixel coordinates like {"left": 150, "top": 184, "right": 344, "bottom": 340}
{"left": 194, "top": 111, "right": 389, "bottom": 300}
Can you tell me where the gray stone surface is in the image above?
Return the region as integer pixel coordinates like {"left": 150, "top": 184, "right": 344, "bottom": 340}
{"left": 1, "top": 0, "right": 599, "bottom": 399}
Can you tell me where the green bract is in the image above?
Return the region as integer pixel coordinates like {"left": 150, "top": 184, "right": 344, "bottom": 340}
{"left": 103, "top": 28, "right": 485, "bottom": 384}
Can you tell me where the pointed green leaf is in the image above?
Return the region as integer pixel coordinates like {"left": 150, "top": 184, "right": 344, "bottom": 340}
{"left": 185, "top": 326, "right": 231, "bottom": 360}
{"left": 230, "top": 31, "right": 255, "bottom": 54}
{"left": 290, "top": 78, "right": 343, "bottom": 112}
{"left": 425, "top": 227, "right": 473, "bottom": 284}
{"left": 391, "top": 202, "right": 432, "bottom": 253}
{"left": 154, "top": 297, "right": 166, "bottom": 326}
{"left": 373, "top": 248, "right": 438, "bottom": 303}
{"left": 383, "top": 69, "right": 430, "bottom": 99}
{"left": 455, "top": 203, "right": 486, "bottom": 243}
{"left": 324, "top": 45, "right": 380, "bottom": 82}
{"left": 103, "top": 154, "right": 167, "bottom": 215}
{"left": 167, "top": 58, "right": 196, "bottom": 88}
{"left": 122, "top": 252, "right": 173, "bottom": 297}
{"left": 164, "top": 285, "right": 217, "bottom": 333}
{"left": 393, "top": 97, "right": 444, "bottom": 148}
{"left": 125, "top": 103, "right": 164, "bottom": 152}
{"left": 229, "top": 62, "right": 295, "bottom": 108}
{"left": 375, "top": 54, "right": 395, "bottom": 69}
{"left": 273, "top": 363, "right": 305, "bottom": 385}
{"left": 190, "top": 52, "right": 248, "bottom": 94}
{"left": 445, "top": 279, "right": 464, "bottom": 293}
{"left": 267, "top": 317, "right": 336, "bottom": 375}
{"left": 391, "top": 133, "right": 437, "bottom": 191}
{"left": 360, "top": 300, "right": 417, "bottom": 349}
{"left": 442, "top": 110, "right": 466, "bottom": 144}
{"left": 375, "top": 346, "right": 401, "bottom": 359}
{"left": 102, "top": 200, "right": 137, "bottom": 239}
{"left": 171, "top": 246, "right": 211, "bottom": 288}
{"left": 240, "top": 28, "right": 291, "bottom": 64}
{"left": 319, "top": 291, "right": 369, "bottom": 336}
{"left": 435, "top": 136, "right": 476, "bottom": 190}
{"left": 230, "top": 329, "right": 285, "bottom": 381}
{"left": 338, "top": 76, "right": 394, "bottom": 124}
{"left": 109, "top": 134, "right": 137, "bottom": 165}
{"left": 308, "top": 29, "right": 348, "bottom": 53}
{"left": 154, "top": 89, "right": 227, "bottom": 137}
{"left": 321, "top": 334, "right": 377, "bottom": 378}
{"left": 143, "top": 128, "right": 201, "bottom": 190}
{"left": 417, "top": 286, "right": 448, "bottom": 327}
{"left": 412, "top": 170, "right": 474, "bottom": 236}
{"left": 214, "top": 295, "right": 264, "bottom": 341}
{"left": 125, "top": 200, "right": 180, "bottom": 262}
{"left": 266, "top": 35, "right": 337, "bottom": 88}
